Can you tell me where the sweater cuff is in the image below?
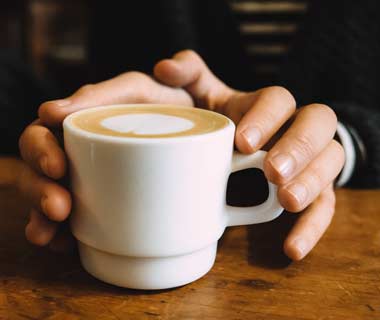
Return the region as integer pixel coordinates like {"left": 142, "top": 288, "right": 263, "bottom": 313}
{"left": 334, "top": 121, "right": 367, "bottom": 187}
{"left": 327, "top": 102, "right": 379, "bottom": 188}
{"left": 335, "top": 122, "right": 356, "bottom": 187}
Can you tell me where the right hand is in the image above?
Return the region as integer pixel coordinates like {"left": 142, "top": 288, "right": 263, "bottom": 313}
{"left": 19, "top": 71, "right": 193, "bottom": 249}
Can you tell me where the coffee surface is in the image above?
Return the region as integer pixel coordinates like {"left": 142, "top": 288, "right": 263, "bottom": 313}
{"left": 71, "top": 105, "right": 229, "bottom": 138}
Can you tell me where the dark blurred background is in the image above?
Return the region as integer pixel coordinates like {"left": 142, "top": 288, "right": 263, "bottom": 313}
{"left": 0, "top": 0, "right": 316, "bottom": 165}
{"left": 1, "top": 0, "right": 308, "bottom": 95}
{"left": 2, "top": 1, "right": 380, "bottom": 187}
{"left": 1, "top": 0, "right": 89, "bottom": 94}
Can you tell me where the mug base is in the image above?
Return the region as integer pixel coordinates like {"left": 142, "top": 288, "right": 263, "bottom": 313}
{"left": 77, "top": 241, "right": 217, "bottom": 290}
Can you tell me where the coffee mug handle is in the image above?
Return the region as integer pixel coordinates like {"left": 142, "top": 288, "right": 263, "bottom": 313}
{"left": 226, "top": 150, "right": 283, "bottom": 227}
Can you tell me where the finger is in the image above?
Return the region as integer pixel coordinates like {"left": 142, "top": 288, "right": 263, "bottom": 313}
{"left": 284, "top": 184, "right": 335, "bottom": 260}
{"left": 17, "top": 163, "right": 71, "bottom": 222}
{"left": 19, "top": 120, "right": 66, "bottom": 179}
{"left": 233, "top": 86, "right": 296, "bottom": 153}
{"left": 39, "top": 71, "right": 193, "bottom": 126}
{"left": 278, "top": 140, "right": 344, "bottom": 212}
{"left": 25, "top": 208, "right": 58, "bottom": 246}
{"left": 264, "top": 104, "right": 338, "bottom": 184}
{"left": 154, "top": 50, "right": 235, "bottom": 110}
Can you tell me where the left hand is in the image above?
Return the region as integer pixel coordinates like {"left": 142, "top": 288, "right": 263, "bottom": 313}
{"left": 18, "top": 71, "right": 193, "bottom": 250}
{"left": 154, "top": 50, "right": 345, "bottom": 260}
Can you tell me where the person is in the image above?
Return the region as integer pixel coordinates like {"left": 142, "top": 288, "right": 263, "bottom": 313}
{"left": 1, "top": 0, "right": 380, "bottom": 260}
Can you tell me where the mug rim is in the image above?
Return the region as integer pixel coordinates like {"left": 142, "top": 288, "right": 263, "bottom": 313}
{"left": 63, "top": 104, "right": 235, "bottom": 144}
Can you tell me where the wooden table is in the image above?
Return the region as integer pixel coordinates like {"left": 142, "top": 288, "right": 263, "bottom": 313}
{"left": 0, "top": 188, "right": 379, "bottom": 319}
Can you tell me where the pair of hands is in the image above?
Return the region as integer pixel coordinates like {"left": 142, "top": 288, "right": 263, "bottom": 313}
{"left": 17, "top": 50, "right": 344, "bottom": 259}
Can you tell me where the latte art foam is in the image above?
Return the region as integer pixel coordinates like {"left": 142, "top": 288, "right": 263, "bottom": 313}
{"left": 101, "top": 113, "right": 195, "bottom": 135}
{"left": 70, "top": 105, "right": 230, "bottom": 138}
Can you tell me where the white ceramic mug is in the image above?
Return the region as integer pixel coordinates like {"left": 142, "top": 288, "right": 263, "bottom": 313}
{"left": 63, "top": 104, "right": 283, "bottom": 290}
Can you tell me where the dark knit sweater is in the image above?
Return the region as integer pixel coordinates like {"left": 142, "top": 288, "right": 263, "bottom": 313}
{"left": 1, "top": 0, "right": 379, "bottom": 187}
{"left": 278, "top": 0, "right": 380, "bottom": 188}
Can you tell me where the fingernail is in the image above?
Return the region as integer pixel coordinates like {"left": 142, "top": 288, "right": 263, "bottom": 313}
{"left": 286, "top": 182, "right": 308, "bottom": 206}
{"left": 270, "top": 153, "right": 296, "bottom": 178}
{"left": 241, "top": 127, "right": 261, "bottom": 151}
{"left": 292, "top": 238, "right": 308, "bottom": 260}
{"left": 40, "top": 156, "right": 50, "bottom": 175}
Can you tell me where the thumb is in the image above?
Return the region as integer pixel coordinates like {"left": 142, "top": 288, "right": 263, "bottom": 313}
{"left": 154, "top": 50, "right": 235, "bottom": 111}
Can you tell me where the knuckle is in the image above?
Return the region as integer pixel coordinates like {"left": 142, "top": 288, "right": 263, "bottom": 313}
{"left": 176, "top": 49, "right": 201, "bottom": 61}
{"left": 123, "top": 71, "right": 154, "bottom": 101}
{"left": 305, "top": 103, "right": 338, "bottom": 126}
{"left": 175, "top": 50, "right": 206, "bottom": 72}
{"left": 18, "top": 125, "right": 53, "bottom": 164}
{"left": 260, "top": 108, "right": 284, "bottom": 130}
{"left": 38, "top": 100, "right": 55, "bottom": 114}
{"left": 76, "top": 84, "right": 96, "bottom": 97}
{"left": 126, "top": 71, "right": 153, "bottom": 88}
{"left": 125, "top": 71, "right": 150, "bottom": 81}
{"left": 263, "top": 86, "right": 296, "bottom": 110}
{"left": 291, "top": 133, "right": 316, "bottom": 161}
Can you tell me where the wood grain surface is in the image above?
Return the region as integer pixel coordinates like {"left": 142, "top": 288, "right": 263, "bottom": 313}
{"left": 0, "top": 188, "right": 379, "bottom": 319}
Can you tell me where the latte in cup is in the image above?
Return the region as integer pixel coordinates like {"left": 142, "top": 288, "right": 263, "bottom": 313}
{"left": 64, "top": 104, "right": 283, "bottom": 290}
{"left": 71, "top": 105, "right": 229, "bottom": 138}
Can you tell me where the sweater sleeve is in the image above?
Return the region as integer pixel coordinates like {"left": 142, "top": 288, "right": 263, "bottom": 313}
{"left": 276, "top": 0, "right": 380, "bottom": 188}
{"left": 334, "top": 122, "right": 356, "bottom": 187}
{"left": 330, "top": 102, "right": 380, "bottom": 188}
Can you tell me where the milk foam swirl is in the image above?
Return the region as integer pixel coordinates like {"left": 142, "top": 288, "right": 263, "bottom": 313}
{"left": 71, "top": 105, "right": 229, "bottom": 138}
